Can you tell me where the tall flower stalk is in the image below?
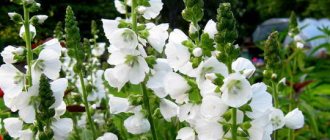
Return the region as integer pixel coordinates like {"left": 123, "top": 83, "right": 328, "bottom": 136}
{"left": 64, "top": 6, "right": 96, "bottom": 139}
{"left": 23, "top": 3, "right": 33, "bottom": 87}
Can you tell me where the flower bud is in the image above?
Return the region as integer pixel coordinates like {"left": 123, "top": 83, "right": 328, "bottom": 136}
{"left": 137, "top": 6, "right": 147, "bottom": 14}
{"left": 296, "top": 42, "right": 304, "bottom": 49}
{"left": 193, "top": 47, "right": 202, "bottom": 57}
{"left": 8, "top": 12, "right": 22, "bottom": 23}
{"left": 271, "top": 73, "right": 277, "bottom": 79}
{"left": 279, "top": 77, "right": 286, "bottom": 85}
{"left": 35, "top": 15, "right": 48, "bottom": 24}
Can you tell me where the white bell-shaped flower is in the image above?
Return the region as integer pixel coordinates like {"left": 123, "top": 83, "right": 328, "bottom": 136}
{"left": 164, "top": 72, "right": 190, "bottom": 104}
{"left": 96, "top": 132, "right": 118, "bottom": 140}
{"left": 160, "top": 98, "right": 178, "bottom": 121}
{"left": 221, "top": 73, "right": 252, "bottom": 108}
{"left": 50, "top": 78, "right": 68, "bottom": 108}
{"left": 176, "top": 127, "right": 196, "bottom": 140}
{"left": 3, "top": 118, "right": 23, "bottom": 138}
{"left": 114, "top": 0, "right": 126, "bottom": 14}
{"left": 146, "top": 23, "right": 169, "bottom": 53}
{"left": 203, "top": 19, "right": 217, "bottom": 39}
{"left": 92, "top": 42, "right": 106, "bottom": 57}
{"left": 195, "top": 121, "right": 224, "bottom": 140}
{"left": 109, "top": 95, "right": 130, "bottom": 114}
{"left": 284, "top": 108, "right": 304, "bottom": 129}
{"left": 178, "top": 103, "right": 201, "bottom": 124}
{"left": 109, "top": 28, "right": 138, "bottom": 49}
{"left": 269, "top": 108, "right": 285, "bottom": 130}
{"left": 51, "top": 118, "right": 73, "bottom": 140}
{"left": 0, "top": 64, "right": 24, "bottom": 99}
{"left": 200, "top": 95, "right": 228, "bottom": 121}
{"left": 232, "top": 57, "right": 256, "bottom": 78}
{"left": 147, "top": 59, "right": 172, "bottom": 98}
{"left": 102, "top": 19, "right": 120, "bottom": 41}
{"left": 124, "top": 112, "right": 150, "bottom": 134}
{"left": 139, "top": 0, "right": 163, "bottom": 20}
{"left": 247, "top": 82, "right": 273, "bottom": 119}
{"left": 1, "top": 45, "right": 20, "bottom": 64}
{"left": 19, "top": 24, "right": 36, "bottom": 40}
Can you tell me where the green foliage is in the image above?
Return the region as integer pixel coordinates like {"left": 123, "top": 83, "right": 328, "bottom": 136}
{"left": 264, "top": 31, "right": 281, "bottom": 73}
{"left": 182, "top": 0, "right": 204, "bottom": 24}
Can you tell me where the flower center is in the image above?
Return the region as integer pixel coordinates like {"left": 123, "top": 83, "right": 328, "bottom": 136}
{"left": 122, "top": 29, "right": 135, "bottom": 43}
{"left": 125, "top": 55, "right": 138, "bottom": 66}
{"left": 227, "top": 80, "right": 241, "bottom": 94}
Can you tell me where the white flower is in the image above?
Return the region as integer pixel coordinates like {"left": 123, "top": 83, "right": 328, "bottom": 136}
{"left": 165, "top": 29, "right": 195, "bottom": 76}
{"left": 247, "top": 82, "right": 273, "bottom": 119}
{"left": 203, "top": 19, "right": 217, "bottom": 39}
{"left": 0, "top": 64, "right": 25, "bottom": 99}
{"left": 232, "top": 57, "right": 256, "bottom": 78}
{"left": 285, "top": 108, "right": 304, "bottom": 129}
{"left": 200, "top": 95, "right": 228, "bottom": 121}
{"left": 296, "top": 42, "right": 304, "bottom": 48}
{"left": 102, "top": 19, "right": 120, "bottom": 41}
{"left": 139, "top": 0, "right": 163, "bottom": 19}
{"left": 178, "top": 103, "right": 201, "bottom": 124}
{"left": 192, "top": 47, "right": 203, "bottom": 57}
{"left": 221, "top": 73, "right": 252, "bottom": 108}
{"left": 19, "top": 24, "right": 36, "bottom": 39}
{"left": 97, "top": 132, "right": 118, "bottom": 140}
{"left": 124, "top": 112, "right": 150, "bottom": 134}
{"left": 51, "top": 118, "right": 73, "bottom": 140}
{"left": 146, "top": 23, "right": 169, "bottom": 53}
{"left": 196, "top": 57, "right": 228, "bottom": 96}
{"left": 109, "top": 95, "right": 130, "bottom": 114}
{"left": 146, "top": 59, "right": 172, "bottom": 98}
{"left": 176, "top": 127, "right": 196, "bottom": 140}
{"left": 159, "top": 98, "right": 178, "bottom": 121}
{"left": 164, "top": 72, "right": 190, "bottom": 104}
{"left": 92, "top": 43, "right": 106, "bottom": 57}
{"left": 8, "top": 12, "right": 19, "bottom": 20}
{"left": 269, "top": 108, "right": 285, "bottom": 130}
{"left": 3, "top": 118, "right": 23, "bottom": 138}
{"left": 50, "top": 78, "right": 68, "bottom": 108}
{"left": 109, "top": 28, "right": 138, "bottom": 49}
{"left": 35, "top": 15, "right": 48, "bottom": 24}
{"left": 1, "top": 46, "right": 17, "bottom": 64}
{"left": 195, "top": 121, "right": 224, "bottom": 140}
{"left": 114, "top": 0, "right": 126, "bottom": 14}
{"left": 189, "top": 23, "right": 198, "bottom": 34}
{"left": 105, "top": 49, "right": 149, "bottom": 90}
{"left": 55, "top": 101, "right": 67, "bottom": 119}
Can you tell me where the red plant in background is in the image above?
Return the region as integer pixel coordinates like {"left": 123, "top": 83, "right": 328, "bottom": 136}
{"left": 0, "top": 87, "right": 4, "bottom": 98}
{"left": 0, "top": 134, "right": 3, "bottom": 140}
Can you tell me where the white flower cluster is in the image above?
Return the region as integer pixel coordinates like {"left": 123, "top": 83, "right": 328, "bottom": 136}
{"left": 0, "top": 39, "right": 73, "bottom": 139}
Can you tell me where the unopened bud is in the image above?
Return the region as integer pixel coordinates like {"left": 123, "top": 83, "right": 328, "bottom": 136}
{"left": 8, "top": 12, "right": 22, "bottom": 23}
{"left": 35, "top": 15, "right": 48, "bottom": 24}
{"left": 279, "top": 77, "right": 286, "bottom": 85}
{"left": 271, "top": 73, "right": 277, "bottom": 79}
{"left": 296, "top": 42, "right": 304, "bottom": 49}
{"left": 137, "top": 6, "right": 146, "bottom": 14}
{"left": 193, "top": 47, "right": 203, "bottom": 57}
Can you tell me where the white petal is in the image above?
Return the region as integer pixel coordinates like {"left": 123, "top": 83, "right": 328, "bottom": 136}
{"left": 200, "top": 95, "right": 228, "bottom": 120}
{"left": 50, "top": 78, "right": 68, "bottom": 108}
{"left": 146, "top": 71, "right": 168, "bottom": 98}
{"left": 270, "top": 108, "right": 285, "bottom": 130}
{"left": 4, "top": 118, "right": 23, "bottom": 138}
{"left": 102, "top": 19, "right": 120, "bottom": 41}
{"left": 109, "top": 96, "right": 130, "bottom": 114}
{"left": 96, "top": 132, "right": 118, "bottom": 140}
{"left": 176, "top": 127, "right": 196, "bottom": 140}
{"left": 114, "top": 0, "right": 126, "bottom": 14}
{"left": 142, "top": 0, "right": 163, "bottom": 19}
{"left": 19, "top": 24, "right": 36, "bottom": 39}
{"left": 19, "top": 105, "right": 35, "bottom": 123}
{"left": 19, "top": 129, "right": 33, "bottom": 140}
{"left": 43, "top": 39, "right": 62, "bottom": 56}
{"left": 247, "top": 82, "right": 273, "bottom": 119}
{"left": 204, "top": 19, "right": 217, "bottom": 39}
{"left": 195, "top": 121, "right": 224, "bottom": 140}
{"left": 124, "top": 113, "right": 150, "bottom": 134}
{"left": 232, "top": 57, "right": 256, "bottom": 78}
{"left": 160, "top": 99, "right": 178, "bottom": 121}
{"left": 52, "top": 118, "right": 73, "bottom": 140}
{"left": 55, "top": 101, "right": 67, "bottom": 119}
{"left": 147, "top": 23, "right": 169, "bottom": 53}
{"left": 109, "top": 28, "right": 138, "bottom": 49}
{"left": 164, "top": 72, "right": 190, "bottom": 104}
{"left": 285, "top": 108, "right": 304, "bottom": 129}
{"left": 0, "top": 64, "right": 24, "bottom": 98}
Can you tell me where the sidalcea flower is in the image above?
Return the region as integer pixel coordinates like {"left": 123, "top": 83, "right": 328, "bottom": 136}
{"left": 203, "top": 19, "right": 217, "bottom": 39}
{"left": 195, "top": 120, "right": 224, "bottom": 140}
{"left": 124, "top": 112, "right": 150, "bottom": 134}
{"left": 138, "top": 0, "right": 163, "bottom": 20}
{"left": 165, "top": 29, "right": 195, "bottom": 76}
{"left": 164, "top": 72, "right": 190, "bottom": 104}
{"left": 200, "top": 95, "right": 228, "bottom": 121}
{"left": 102, "top": 19, "right": 120, "bottom": 41}
{"left": 97, "top": 132, "right": 118, "bottom": 140}
{"left": 32, "top": 39, "right": 62, "bottom": 81}
{"left": 51, "top": 118, "right": 73, "bottom": 140}
{"left": 1, "top": 46, "right": 24, "bottom": 64}
{"left": 0, "top": 64, "right": 25, "bottom": 99}
{"left": 19, "top": 24, "right": 36, "bottom": 40}
{"left": 105, "top": 48, "right": 149, "bottom": 90}
{"left": 284, "top": 108, "right": 304, "bottom": 129}
{"left": 247, "top": 82, "right": 273, "bottom": 119}
{"left": 269, "top": 108, "right": 285, "bottom": 130}
{"left": 3, "top": 118, "right": 33, "bottom": 139}
{"left": 92, "top": 42, "right": 106, "bottom": 57}
{"left": 146, "top": 59, "right": 172, "bottom": 98}
{"left": 178, "top": 103, "right": 201, "bottom": 124}
{"left": 109, "top": 28, "right": 138, "bottom": 49}
{"left": 159, "top": 98, "right": 178, "bottom": 121}
{"left": 232, "top": 57, "right": 256, "bottom": 78}
{"left": 109, "top": 95, "right": 130, "bottom": 114}
{"left": 146, "top": 23, "right": 169, "bottom": 53}
{"left": 176, "top": 127, "right": 196, "bottom": 140}
{"left": 35, "top": 15, "right": 48, "bottom": 24}
{"left": 114, "top": 0, "right": 126, "bottom": 14}
{"left": 196, "top": 57, "right": 228, "bottom": 96}
{"left": 221, "top": 73, "right": 252, "bottom": 108}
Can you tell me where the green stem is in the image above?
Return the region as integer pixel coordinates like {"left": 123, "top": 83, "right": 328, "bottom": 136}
{"left": 79, "top": 73, "right": 97, "bottom": 139}
{"left": 288, "top": 52, "right": 298, "bottom": 140}
{"left": 141, "top": 83, "right": 158, "bottom": 140}
{"left": 23, "top": 3, "right": 33, "bottom": 87}
{"left": 231, "top": 108, "right": 237, "bottom": 140}
{"left": 131, "top": 0, "right": 137, "bottom": 32}
{"left": 272, "top": 81, "right": 279, "bottom": 108}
